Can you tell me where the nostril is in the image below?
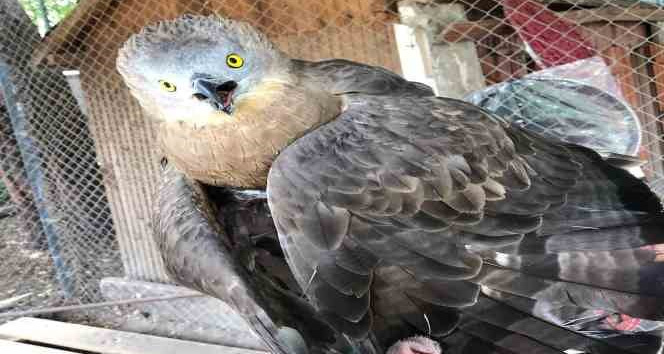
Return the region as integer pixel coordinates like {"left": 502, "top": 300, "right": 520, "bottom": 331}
{"left": 193, "top": 93, "right": 207, "bottom": 101}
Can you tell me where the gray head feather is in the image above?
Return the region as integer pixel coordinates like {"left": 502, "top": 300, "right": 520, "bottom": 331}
{"left": 118, "top": 15, "right": 275, "bottom": 68}
{"left": 116, "top": 15, "right": 289, "bottom": 122}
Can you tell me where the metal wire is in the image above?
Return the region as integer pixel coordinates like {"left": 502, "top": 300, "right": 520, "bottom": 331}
{"left": 0, "top": 293, "right": 204, "bottom": 320}
{"left": 0, "top": 0, "right": 663, "bottom": 345}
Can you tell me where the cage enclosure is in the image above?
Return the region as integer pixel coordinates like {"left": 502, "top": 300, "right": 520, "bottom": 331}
{"left": 1, "top": 0, "right": 664, "bottom": 351}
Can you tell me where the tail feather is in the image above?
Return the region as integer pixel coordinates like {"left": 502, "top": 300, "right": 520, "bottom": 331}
{"left": 455, "top": 291, "right": 663, "bottom": 354}
{"left": 483, "top": 287, "right": 664, "bottom": 346}
{"left": 539, "top": 207, "right": 659, "bottom": 235}
{"left": 457, "top": 318, "right": 566, "bottom": 354}
{"left": 565, "top": 145, "right": 663, "bottom": 215}
{"left": 480, "top": 248, "right": 664, "bottom": 297}
{"left": 518, "top": 222, "right": 664, "bottom": 254}
{"left": 471, "top": 264, "right": 664, "bottom": 321}
{"left": 463, "top": 143, "right": 664, "bottom": 338}
{"left": 442, "top": 331, "right": 518, "bottom": 354}
{"left": 488, "top": 288, "right": 664, "bottom": 353}
{"left": 463, "top": 295, "right": 640, "bottom": 353}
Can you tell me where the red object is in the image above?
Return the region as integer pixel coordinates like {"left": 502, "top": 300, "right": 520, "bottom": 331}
{"left": 502, "top": 0, "right": 595, "bottom": 68}
{"left": 605, "top": 314, "right": 642, "bottom": 331}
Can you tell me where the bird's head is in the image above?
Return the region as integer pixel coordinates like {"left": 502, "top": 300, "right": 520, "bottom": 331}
{"left": 117, "top": 16, "right": 342, "bottom": 187}
{"left": 117, "top": 15, "right": 290, "bottom": 124}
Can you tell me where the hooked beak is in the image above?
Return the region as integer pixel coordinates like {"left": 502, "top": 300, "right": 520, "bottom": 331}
{"left": 192, "top": 78, "right": 238, "bottom": 114}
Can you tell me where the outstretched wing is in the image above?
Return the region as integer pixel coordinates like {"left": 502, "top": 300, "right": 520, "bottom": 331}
{"left": 266, "top": 93, "right": 664, "bottom": 347}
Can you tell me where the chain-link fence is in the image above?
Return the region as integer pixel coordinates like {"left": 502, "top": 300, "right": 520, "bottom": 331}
{"left": 1, "top": 0, "right": 664, "bottom": 348}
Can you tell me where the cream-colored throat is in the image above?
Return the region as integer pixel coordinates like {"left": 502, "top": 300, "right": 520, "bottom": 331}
{"left": 158, "top": 79, "right": 342, "bottom": 188}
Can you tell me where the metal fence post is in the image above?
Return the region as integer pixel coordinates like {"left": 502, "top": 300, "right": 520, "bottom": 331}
{"left": 0, "top": 60, "right": 75, "bottom": 298}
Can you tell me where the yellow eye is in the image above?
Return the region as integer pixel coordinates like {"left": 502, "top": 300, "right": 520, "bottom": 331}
{"left": 226, "top": 53, "right": 244, "bottom": 68}
{"left": 159, "top": 80, "right": 177, "bottom": 92}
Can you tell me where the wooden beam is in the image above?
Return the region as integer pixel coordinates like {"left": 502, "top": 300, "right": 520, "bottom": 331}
{"left": 653, "top": 41, "right": 664, "bottom": 108}
{"left": 0, "top": 339, "right": 77, "bottom": 354}
{"left": 535, "top": 0, "right": 656, "bottom": 8}
{"left": 563, "top": 7, "right": 664, "bottom": 24}
{"left": 32, "top": 0, "right": 111, "bottom": 66}
{"left": 437, "top": 7, "right": 664, "bottom": 43}
{"left": 647, "top": 23, "right": 664, "bottom": 178}
{"left": 411, "top": 0, "right": 655, "bottom": 8}
{"left": 0, "top": 318, "right": 268, "bottom": 354}
{"left": 633, "top": 41, "right": 664, "bottom": 179}
{"left": 398, "top": 2, "right": 486, "bottom": 98}
{"left": 437, "top": 19, "right": 509, "bottom": 44}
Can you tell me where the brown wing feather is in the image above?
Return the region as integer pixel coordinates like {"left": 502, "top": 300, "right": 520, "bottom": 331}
{"left": 268, "top": 95, "right": 537, "bottom": 338}
{"left": 266, "top": 93, "right": 664, "bottom": 343}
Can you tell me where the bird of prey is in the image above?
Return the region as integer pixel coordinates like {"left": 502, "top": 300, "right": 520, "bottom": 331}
{"left": 117, "top": 15, "right": 664, "bottom": 354}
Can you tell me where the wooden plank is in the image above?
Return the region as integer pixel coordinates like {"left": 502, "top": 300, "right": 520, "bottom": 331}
{"left": 175, "top": 0, "right": 211, "bottom": 15}
{"left": 0, "top": 318, "right": 268, "bottom": 354}
{"left": 437, "top": 8, "right": 664, "bottom": 43}
{"left": 606, "top": 46, "right": 640, "bottom": 111}
{"left": 603, "top": 42, "right": 659, "bottom": 177}
{"left": 498, "top": 31, "right": 527, "bottom": 80}
{"left": 650, "top": 24, "right": 664, "bottom": 107}
{"left": 583, "top": 22, "right": 614, "bottom": 53}
{"left": 493, "top": 47, "right": 514, "bottom": 82}
{"left": 415, "top": 0, "right": 651, "bottom": 7}
{"left": 562, "top": 7, "right": 664, "bottom": 24}
{"left": 99, "top": 278, "right": 263, "bottom": 349}
{"left": 633, "top": 42, "right": 664, "bottom": 180}
{"left": 535, "top": 0, "right": 655, "bottom": 7}
{"left": 397, "top": 2, "right": 486, "bottom": 98}
{"left": 644, "top": 23, "right": 664, "bottom": 179}
{"left": 611, "top": 21, "right": 648, "bottom": 48}
{"left": 478, "top": 36, "right": 504, "bottom": 85}
{"left": 0, "top": 339, "right": 77, "bottom": 354}
{"left": 651, "top": 43, "right": 664, "bottom": 108}
{"left": 475, "top": 40, "right": 495, "bottom": 86}
{"left": 31, "top": 0, "right": 106, "bottom": 66}
{"left": 507, "top": 32, "right": 529, "bottom": 79}
{"left": 437, "top": 18, "right": 510, "bottom": 44}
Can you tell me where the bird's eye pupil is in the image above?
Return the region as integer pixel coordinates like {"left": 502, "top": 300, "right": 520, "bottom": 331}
{"left": 226, "top": 54, "right": 244, "bottom": 68}
{"left": 159, "top": 80, "right": 176, "bottom": 92}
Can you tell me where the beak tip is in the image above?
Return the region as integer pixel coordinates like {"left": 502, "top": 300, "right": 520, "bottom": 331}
{"left": 192, "top": 78, "right": 237, "bottom": 113}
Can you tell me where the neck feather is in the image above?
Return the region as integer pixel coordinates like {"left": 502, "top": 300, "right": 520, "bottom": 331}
{"left": 158, "top": 75, "right": 342, "bottom": 188}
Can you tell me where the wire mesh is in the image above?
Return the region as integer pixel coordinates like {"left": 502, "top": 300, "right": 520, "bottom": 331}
{"left": 0, "top": 0, "right": 663, "bottom": 347}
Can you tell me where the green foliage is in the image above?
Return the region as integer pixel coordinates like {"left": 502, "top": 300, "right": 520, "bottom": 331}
{"left": 18, "top": 0, "right": 78, "bottom": 35}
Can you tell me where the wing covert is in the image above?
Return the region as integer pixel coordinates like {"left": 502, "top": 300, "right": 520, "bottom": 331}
{"left": 266, "top": 93, "right": 664, "bottom": 341}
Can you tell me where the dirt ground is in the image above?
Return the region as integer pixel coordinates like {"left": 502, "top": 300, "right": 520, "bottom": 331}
{"left": 0, "top": 212, "right": 60, "bottom": 318}
{"left": 0, "top": 203, "right": 150, "bottom": 329}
